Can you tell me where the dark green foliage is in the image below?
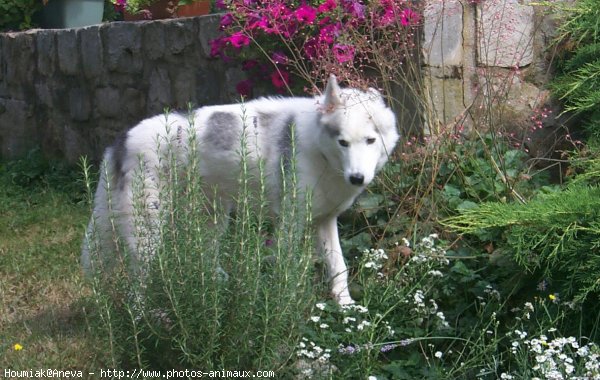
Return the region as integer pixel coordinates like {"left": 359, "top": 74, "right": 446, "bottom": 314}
{"left": 550, "top": 0, "right": 600, "bottom": 137}
{"left": 0, "top": 0, "right": 42, "bottom": 31}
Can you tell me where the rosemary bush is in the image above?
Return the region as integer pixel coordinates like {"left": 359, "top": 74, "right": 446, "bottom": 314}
{"left": 83, "top": 112, "right": 317, "bottom": 371}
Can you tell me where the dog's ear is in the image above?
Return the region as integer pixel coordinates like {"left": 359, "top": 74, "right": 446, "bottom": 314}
{"left": 323, "top": 75, "right": 343, "bottom": 110}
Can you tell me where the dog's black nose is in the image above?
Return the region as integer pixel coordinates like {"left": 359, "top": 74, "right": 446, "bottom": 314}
{"left": 349, "top": 174, "right": 364, "bottom": 186}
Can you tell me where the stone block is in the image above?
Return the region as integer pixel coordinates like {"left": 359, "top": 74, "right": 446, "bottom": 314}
{"left": 57, "top": 29, "right": 79, "bottom": 75}
{"left": 172, "top": 69, "right": 196, "bottom": 108}
{"left": 36, "top": 31, "right": 57, "bottom": 77}
{"left": 123, "top": 88, "right": 146, "bottom": 118}
{"left": 477, "top": 0, "right": 534, "bottom": 67}
{"left": 0, "top": 38, "right": 3, "bottom": 81}
{"left": 425, "top": 75, "right": 465, "bottom": 132}
{"left": 0, "top": 98, "right": 35, "bottom": 158}
{"left": 69, "top": 87, "right": 91, "bottom": 121}
{"left": 80, "top": 26, "right": 103, "bottom": 78}
{"left": 165, "top": 19, "right": 196, "bottom": 55}
{"left": 424, "top": 0, "right": 463, "bottom": 67}
{"left": 95, "top": 87, "right": 121, "bottom": 118}
{"left": 104, "top": 22, "right": 143, "bottom": 73}
{"left": 143, "top": 22, "right": 167, "bottom": 60}
{"left": 147, "top": 66, "right": 172, "bottom": 113}
{"left": 35, "top": 83, "right": 53, "bottom": 107}
{"left": 5, "top": 32, "right": 35, "bottom": 86}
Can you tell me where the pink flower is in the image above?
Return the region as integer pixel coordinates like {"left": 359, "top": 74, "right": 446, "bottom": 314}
{"left": 318, "top": 22, "right": 342, "bottom": 44}
{"left": 272, "top": 51, "right": 288, "bottom": 65}
{"left": 229, "top": 32, "right": 251, "bottom": 48}
{"left": 342, "top": 0, "right": 365, "bottom": 19}
{"left": 241, "top": 59, "right": 258, "bottom": 71}
{"left": 219, "top": 13, "right": 234, "bottom": 30}
{"left": 215, "top": 0, "right": 227, "bottom": 10}
{"left": 294, "top": 4, "right": 317, "bottom": 24}
{"left": 318, "top": 0, "right": 337, "bottom": 13}
{"left": 209, "top": 37, "right": 232, "bottom": 61}
{"left": 303, "top": 37, "right": 320, "bottom": 59}
{"left": 236, "top": 79, "right": 253, "bottom": 97}
{"left": 400, "top": 8, "right": 420, "bottom": 26}
{"left": 271, "top": 69, "right": 290, "bottom": 90}
{"left": 333, "top": 44, "right": 355, "bottom": 63}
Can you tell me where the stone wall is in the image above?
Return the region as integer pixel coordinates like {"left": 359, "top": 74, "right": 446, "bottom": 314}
{"left": 0, "top": 15, "right": 243, "bottom": 162}
{"left": 422, "top": 0, "right": 557, "bottom": 135}
{"left": 0, "top": 3, "right": 561, "bottom": 163}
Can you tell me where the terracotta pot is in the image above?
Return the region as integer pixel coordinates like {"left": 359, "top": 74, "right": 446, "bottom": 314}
{"left": 123, "top": 0, "right": 177, "bottom": 21}
{"left": 123, "top": 0, "right": 210, "bottom": 21}
{"left": 176, "top": 1, "right": 211, "bottom": 17}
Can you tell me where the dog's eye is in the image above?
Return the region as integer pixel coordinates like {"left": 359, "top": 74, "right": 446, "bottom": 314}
{"left": 338, "top": 139, "right": 349, "bottom": 147}
{"left": 366, "top": 137, "right": 376, "bottom": 145}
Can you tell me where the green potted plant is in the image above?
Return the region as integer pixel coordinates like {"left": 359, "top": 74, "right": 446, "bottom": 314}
{"left": 40, "top": 0, "right": 105, "bottom": 28}
{"left": 112, "top": 0, "right": 210, "bottom": 20}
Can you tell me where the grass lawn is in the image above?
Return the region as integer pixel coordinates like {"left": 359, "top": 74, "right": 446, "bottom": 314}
{"left": 0, "top": 164, "right": 110, "bottom": 373}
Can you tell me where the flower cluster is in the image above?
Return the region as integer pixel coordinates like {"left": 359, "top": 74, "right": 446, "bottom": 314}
{"left": 212, "top": 0, "right": 421, "bottom": 96}
{"left": 505, "top": 331, "right": 600, "bottom": 379}
{"left": 408, "top": 234, "right": 449, "bottom": 266}
{"left": 362, "top": 248, "right": 388, "bottom": 271}
{"left": 297, "top": 300, "right": 400, "bottom": 368}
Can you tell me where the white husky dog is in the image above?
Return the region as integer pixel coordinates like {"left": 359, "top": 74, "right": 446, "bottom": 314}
{"left": 82, "top": 75, "right": 398, "bottom": 305}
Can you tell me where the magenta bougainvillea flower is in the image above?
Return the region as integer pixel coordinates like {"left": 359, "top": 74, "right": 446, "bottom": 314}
{"left": 271, "top": 69, "right": 290, "bottom": 90}
{"left": 272, "top": 51, "right": 288, "bottom": 65}
{"left": 236, "top": 79, "right": 254, "bottom": 97}
{"left": 400, "top": 8, "right": 420, "bottom": 26}
{"left": 229, "top": 32, "right": 252, "bottom": 48}
{"left": 333, "top": 44, "right": 355, "bottom": 64}
{"left": 294, "top": 4, "right": 318, "bottom": 24}
{"left": 317, "top": 0, "right": 337, "bottom": 13}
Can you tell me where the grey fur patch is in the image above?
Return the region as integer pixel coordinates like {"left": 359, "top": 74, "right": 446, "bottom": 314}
{"left": 279, "top": 116, "right": 295, "bottom": 171}
{"left": 205, "top": 111, "right": 239, "bottom": 150}
{"left": 258, "top": 112, "right": 276, "bottom": 129}
{"left": 322, "top": 120, "right": 340, "bottom": 137}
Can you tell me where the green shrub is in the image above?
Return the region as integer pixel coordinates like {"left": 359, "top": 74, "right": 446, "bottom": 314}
{"left": 0, "top": 0, "right": 43, "bottom": 31}
{"left": 549, "top": 0, "right": 600, "bottom": 137}
{"left": 84, "top": 114, "right": 318, "bottom": 371}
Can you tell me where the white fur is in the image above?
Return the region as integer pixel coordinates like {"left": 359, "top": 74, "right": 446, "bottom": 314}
{"left": 82, "top": 76, "right": 399, "bottom": 305}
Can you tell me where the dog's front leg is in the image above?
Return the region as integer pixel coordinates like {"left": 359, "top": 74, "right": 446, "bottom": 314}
{"left": 316, "top": 217, "right": 354, "bottom": 305}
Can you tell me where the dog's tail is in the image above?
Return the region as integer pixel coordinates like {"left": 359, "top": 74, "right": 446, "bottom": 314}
{"left": 81, "top": 146, "right": 118, "bottom": 278}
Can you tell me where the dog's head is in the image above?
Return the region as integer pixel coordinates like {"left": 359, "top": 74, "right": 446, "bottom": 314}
{"left": 318, "top": 75, "right": 399, "bottom": 187}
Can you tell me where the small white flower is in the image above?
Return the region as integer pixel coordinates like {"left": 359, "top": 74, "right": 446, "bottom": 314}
{"left": 524, "top": 302, "right": 534, "bottom": 311}
{"left": 319, "top": 323, "right": 329, "bottom": 329}
{"left": 310, "top": 316, "right": 320, "bottom": 323}
{"left": 434, "top": 351, "right": 443, "bottom": 358}
{"left": 357, "top": 320, "right": 372, "bottom": 331}
{"left": 355, "top": 305, "right": 368, "bottom": 313}
{"left": 368, "top": 376, "right": 378, "bottom": 380}
{"left": 535, "top": 354, "right": 547, "bottom": 363}
{"left": 343, "top": 316, "right": 356, "bottom": 324}
{"left": 315, "top": 302, "right": 326, "bottom": 311}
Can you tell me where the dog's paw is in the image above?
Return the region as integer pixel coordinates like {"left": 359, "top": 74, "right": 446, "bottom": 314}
{"left": 334, "top": 292, "right": 355, "bottom": 306}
